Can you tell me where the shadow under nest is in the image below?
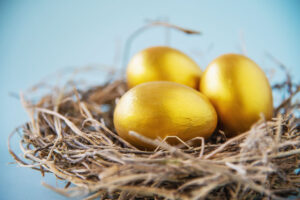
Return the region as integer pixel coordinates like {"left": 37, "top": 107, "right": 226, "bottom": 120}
{"left": 8, "top": 72, "right": 300, "bottom": 200}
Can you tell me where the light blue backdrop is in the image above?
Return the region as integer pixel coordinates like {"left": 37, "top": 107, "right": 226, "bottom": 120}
{"left": 0, "top": 0, "right": 299, "bottom": 199}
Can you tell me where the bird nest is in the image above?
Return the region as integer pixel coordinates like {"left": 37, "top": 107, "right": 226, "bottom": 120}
{"left": 8, "top": 66, "right": 300, "bottom": 200}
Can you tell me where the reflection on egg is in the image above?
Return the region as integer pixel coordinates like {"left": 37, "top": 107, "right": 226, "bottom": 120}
{"left": 200, "top": 54, "right": 273, "bottom": 137}
{"left": 114, "top": 81, "right": 217, "bottom": 149}
{"left": 126, "top": 46, "right": 202, "bottom": 89}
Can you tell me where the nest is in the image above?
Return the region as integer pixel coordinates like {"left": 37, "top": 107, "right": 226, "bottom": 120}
{"left": 8, "top": 68, "right": 299, "bottom": 200}
{"left": 7, "top": 23, "right": 300, "bottom": 200}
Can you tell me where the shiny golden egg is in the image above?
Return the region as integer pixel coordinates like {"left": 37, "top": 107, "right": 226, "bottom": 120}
{"left": 126, "top": 46, "right": 202, "bottom": 89}
{"left": 200, "top": 54, "right": 273, "bottom": 137}
{"left": 114, "top": 81, "right": 217, "bottom": 149}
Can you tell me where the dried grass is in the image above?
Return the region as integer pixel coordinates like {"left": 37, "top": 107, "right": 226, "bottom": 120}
{"left": 8, "top": 72, "right": 300, "bottom": 199}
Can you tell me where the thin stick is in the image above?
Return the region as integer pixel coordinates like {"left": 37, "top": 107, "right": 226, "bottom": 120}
{"left": 121, "top": 20, "right": 201, "bottom": 76}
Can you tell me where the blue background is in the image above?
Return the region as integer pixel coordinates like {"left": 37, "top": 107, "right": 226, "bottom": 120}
{"left": 0, "top": 0, "right": 299, "bottom": 199}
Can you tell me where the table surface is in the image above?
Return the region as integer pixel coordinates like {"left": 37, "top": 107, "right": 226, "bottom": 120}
{"left": 1, "top": 0, "right": 299, "bottom": 199}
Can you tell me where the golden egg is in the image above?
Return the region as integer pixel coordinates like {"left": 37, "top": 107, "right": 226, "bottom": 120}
{"left": 200, "top": 54, "right": 273, "bottom": 137}
{"left": 114, "top": 81, "right": 217, "bottom": 149}
{"left": 126, "top": 46, "right": 202, "bottom": 89}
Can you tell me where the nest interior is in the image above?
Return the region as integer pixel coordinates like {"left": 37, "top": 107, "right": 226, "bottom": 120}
{"left": 8, "top": 70, "right": 300, "bottom": 200}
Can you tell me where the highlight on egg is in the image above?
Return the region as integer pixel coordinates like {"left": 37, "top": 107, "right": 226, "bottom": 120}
{"left": 200, "top": 53, "right": 273, "bottom": 137}
{"left": 126, "top": 46, "right": 202, "bottom": 89}
{"left": 114, "top": 81, "right": 217, "bottom": 149}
